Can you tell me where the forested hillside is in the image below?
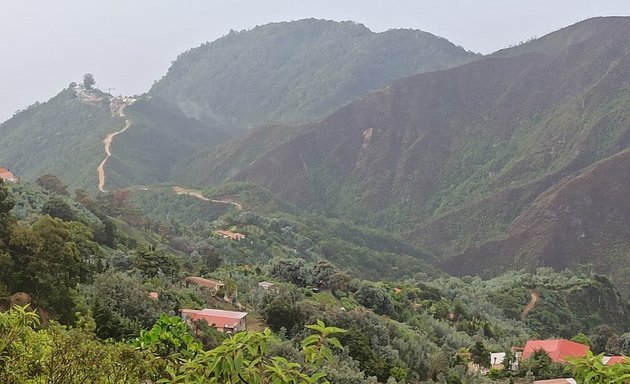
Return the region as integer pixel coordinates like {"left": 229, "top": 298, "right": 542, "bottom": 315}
{"left": 0, "top": 87, "right": 119, "bottom": 190}
{"left": 1, "top": 15, "right": 630, "bottom": 383}
{"left": 150, "top": 18, "right": 478, "bottom": 128}
{"left": 220, "top": 17, "right": 630, "bottom": 294}
{"left": 1, "top": 179, "right": 628, "bottom": 383}
{"left": 0, "top": 86, "right": 233, "bottom": 191}
{"left": 0, "top": 19, "right": 476, "bottom": 191}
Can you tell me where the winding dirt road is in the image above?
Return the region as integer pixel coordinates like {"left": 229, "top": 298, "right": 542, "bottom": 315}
{"left": 97, "top": 118, "right": 131, "bottom": 192}
{"left": 172, "top": 186, "right": 243, "bottom": 209}
{"left": 521, "top": 290, "right": 540, "bottom": 320}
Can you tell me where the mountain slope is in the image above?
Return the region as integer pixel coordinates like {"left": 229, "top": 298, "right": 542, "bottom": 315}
{"left": 222, "top": 17, "right": 630, "bottom": 292}
{"left": 150, "top": 18, "right": 478, "bottom": 128}
{"left": 0, "top": 87, "right": 120, "bottom": 190}
{"left": 1, "top": 19, "right": 476, "bottom": 190}
{"left": 439, "top": 148, "right": 630, "bottom": 295}
{"left": 0, "top": 87, "right": 233, "bottom": 191}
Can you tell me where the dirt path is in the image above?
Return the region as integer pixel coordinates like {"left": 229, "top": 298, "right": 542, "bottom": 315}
{"left": 172, "top": 186, "right": 243, "bottom": 209}
{"left": 172, "top": 186, "right": 210, "bottom": 201}
{"left": 521, "top": 290, "right": 540, "bottom": 320}
{"left": 97, "top": 118, "right": 131, "bottom": 192}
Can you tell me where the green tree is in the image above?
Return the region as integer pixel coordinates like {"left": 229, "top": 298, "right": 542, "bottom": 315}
{"left": 469, "top": 341, "right": 490, "bottom": 368}
{"left": 0, "top": 180, "right": 15, "bottom": 302}
{"left": 338, "top": 326, "right": 391, "bottom": 381}
{"left": 571, "top": 332, "right": 593, "bottom": 348}
{"left": 0, "top": 179, "right": 15, "bottom": 246}
{"left": 42, "top": 196, "right": 76, "bottom": 221}
{"left": 354, "top": 282, "right": 394, "bottom": 316}
{"left": 87, "top": 272, "right": 176, "bottom": 340}
{"left": 203, "top": 246, "right": 222, "bottom": 272}
{"left": 262, "top": 289, "right": 310, "bottom": 335}
{"left": 521, "top": 349, "right": 564, "bottom": 380}
{"left": 161, "top": 320, "right": 345, "bottom": 384}
{"left": 8, "top": 216, "right": 96, "bottom": 322}
{"left": 0, "top": 305, "right": 150, "bottom": 383}
{"left": 36, "top": 174, "right": 69, "bottom": 195}
{"left": 83, "top": 73, "right": 95, "bottom": 89}
{"left": 568, "top": 351, "right": 630, "bottom": 383}
{"left": 591, "top": 324, "right": 619, "bottom": 354}
{"left": 133, "top": 245, "right": 179, "bottom": 279}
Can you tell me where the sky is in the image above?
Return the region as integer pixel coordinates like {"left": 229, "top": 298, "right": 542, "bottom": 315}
{"left": 1, "top": 0, "right": 629, "bottom": 123}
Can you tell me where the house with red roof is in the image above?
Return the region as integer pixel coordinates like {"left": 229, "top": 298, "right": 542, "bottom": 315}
{"left": 184, "top": 276, "right": 225, "bottom": 294}
{"left": 180, "top": 308, "right": 247, "bottom": 334}
{"left": 0, "top": 167, "right": 17, "bottom": 182}
{"left": 602, "top": 355, "right": 628, "bottom": 365}
{"left": 534, "top": 379, "right": 577, "bottom": 384}
{"left": 214, "top": 230, "right": 246, "bottom": 241}
{"left": 522, "top": 339, "right": 589, "bottom": 364}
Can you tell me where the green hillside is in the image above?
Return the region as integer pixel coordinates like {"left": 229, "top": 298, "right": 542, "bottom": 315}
{"left": 2, "top": 179, "right": 627, "bottom": 383}
{"left": 150, "top": 18, "right": 478, "bottom": 128}
{"left": 215, "top": 17, "right": 630, "bottom": 294}
{"left": 1, "top": 19, "right": 476, "bottom": 191}
{"left": 0, "top": 87, "right": 233, "bottom": 191}
{"left": 0, "top": 87, "right": 119, "bottom": 191}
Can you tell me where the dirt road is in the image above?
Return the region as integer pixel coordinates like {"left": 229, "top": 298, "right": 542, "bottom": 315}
{"left": 97, "top": 118, "right": 131, "bottom": 192}
{"left": 521, "top": 290, "right": 540, "bottom": 320}
{"left": 172, "top": 186, "right": 243, "bottom": 209}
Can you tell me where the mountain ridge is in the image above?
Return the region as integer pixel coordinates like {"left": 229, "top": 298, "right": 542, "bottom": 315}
{"left": 149, "top": 18, "right": 478, "bottom": 128}
{"left": 0, "top": 19, "right": 478, "bottom": 191}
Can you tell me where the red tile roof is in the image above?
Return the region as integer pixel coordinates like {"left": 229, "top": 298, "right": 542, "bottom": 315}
{"left": 0, "top": 167, "right": 16, "bottom": 182}
{"left": 180, "top": 308, "right": 247, "bottom": 329}
{"left": 523, "top": 339, "right": 589, "bottom": 364}
{"left": 184, "top": 276, "right": 224, "bottom": 289}
{"left": 534, "top": 379, "right": 576, "bottom": 384}
{"left": 602, "top": 356, "right": 628, "bottom": 365}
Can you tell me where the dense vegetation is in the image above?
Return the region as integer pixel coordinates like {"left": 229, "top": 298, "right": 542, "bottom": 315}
{"left": 0, "top": 87, "right": 119, "bottom": 190}
{"left": 1, "top": 178, "right": 628, "bottom": 382}
{"left": 1, "top": 16, "right": 630, "bottom": 383}
{"left": 215, "top": 17, "right": 630, "bottom": 296}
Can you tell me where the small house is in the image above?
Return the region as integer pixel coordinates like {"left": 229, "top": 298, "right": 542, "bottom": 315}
{"left": 258, "top": 281, "right": 279, "bottom": 293}
{"left": 184, "top": 276, "right": 225, "bottom": 294}
{"left": 490, "top": 352, "right": 505, "bottom": 369}
{"left": 180, "top": 308, "right": 247, "bottom": 334}
{"left": 533, "top": 379, "right": 577, "bottom": 384}
{"left": 0, "top": 167, "right": 17, "bottom": 182}
{"left": 214, "top": 230, "right": 246, "bottom": 241}
{"left": 602, "top": 356, "right": 628, "bottom": 365}
{"left": 489, "top": 351, "right": 520, "bottom": 370}
{"left": 522, "top": 339, "right": 589, "bottom": 364}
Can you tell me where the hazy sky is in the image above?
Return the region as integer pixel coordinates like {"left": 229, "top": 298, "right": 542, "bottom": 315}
{"left": 1, "top": 0, "right": 629, "bottom": 122}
